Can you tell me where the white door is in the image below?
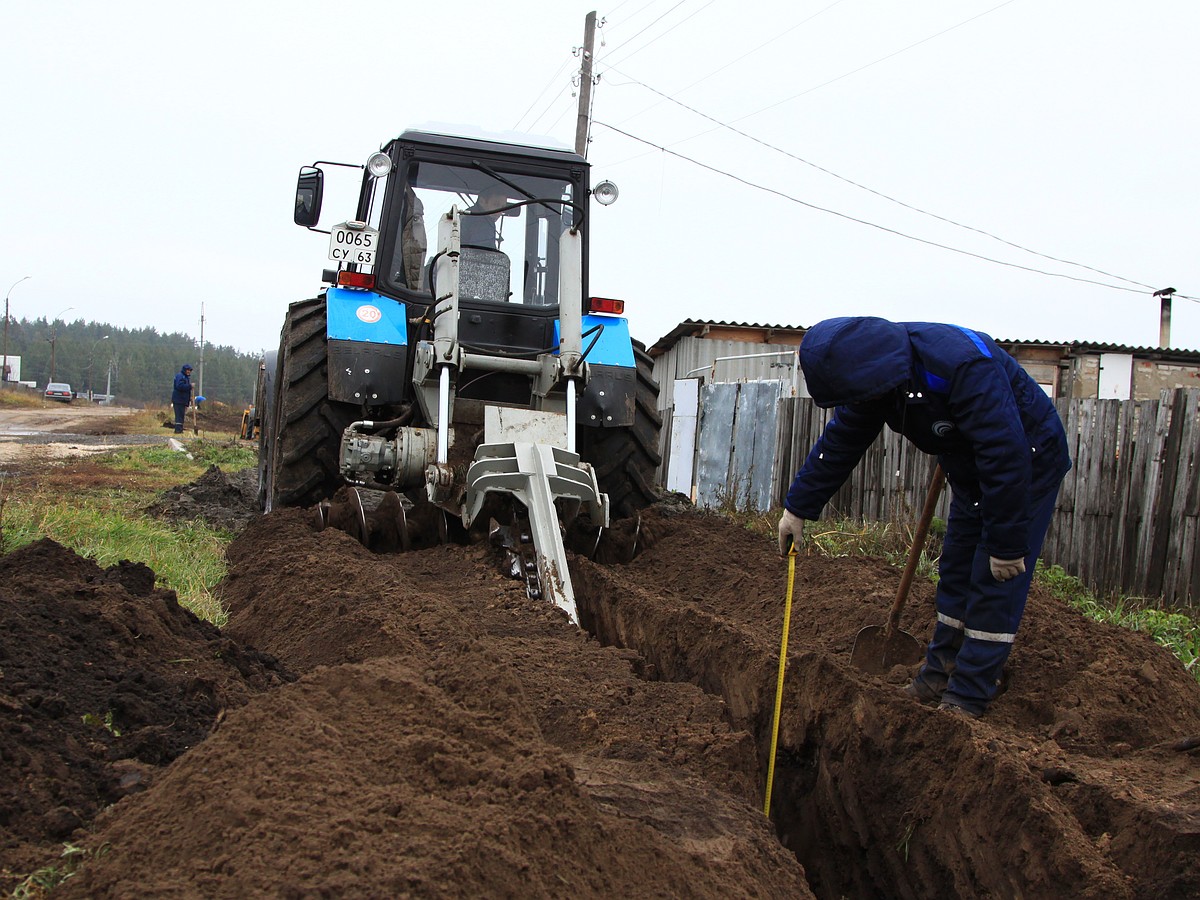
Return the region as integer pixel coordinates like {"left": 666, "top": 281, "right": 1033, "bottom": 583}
{"left": 666, "top": 379, "right": 700, "bottom": 497}
{"left": 1097, "top": 353, "right": 1133, "bottom": 400}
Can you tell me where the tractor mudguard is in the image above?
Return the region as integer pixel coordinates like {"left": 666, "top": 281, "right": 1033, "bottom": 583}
{"left": 559, "top": 314, "right": 637, "bottom": 427}
{"left": 578, "top": 365, "right": 636, "bottom": 427}
{"left": 325, "top": 286, "right": 409, "bottom": 405}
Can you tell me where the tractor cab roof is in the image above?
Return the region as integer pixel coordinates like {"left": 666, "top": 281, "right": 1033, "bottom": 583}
{"left": 392, "top": 129, "right": 587, "bottom": 168}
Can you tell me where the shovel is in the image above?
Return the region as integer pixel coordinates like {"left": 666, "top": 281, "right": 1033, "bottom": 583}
{"left": 850, "top": 464, "right": 946, "bottom": 675}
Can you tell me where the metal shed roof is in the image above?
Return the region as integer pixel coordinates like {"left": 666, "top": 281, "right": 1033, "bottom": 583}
{"left": 649, "top": 320, "right": 1200, "bottom": 362}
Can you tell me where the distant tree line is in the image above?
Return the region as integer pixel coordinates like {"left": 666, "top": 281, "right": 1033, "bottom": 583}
{"left": 2, "top": 316, "right": 261, "bottom": 407}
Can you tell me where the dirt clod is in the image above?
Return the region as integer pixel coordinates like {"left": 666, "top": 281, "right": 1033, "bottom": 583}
{"left": 144, "top": 464, "right": 259, "bottom": 532}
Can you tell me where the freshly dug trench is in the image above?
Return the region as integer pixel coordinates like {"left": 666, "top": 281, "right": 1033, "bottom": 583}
{"left": 572, "top": 507, "right": 1200, "bottom": 899}
{"left": 55, "top": 510, "right": 811, "bottom": 897}
{"left": 9, "top": 502, "right": 1198, "bottom": 897}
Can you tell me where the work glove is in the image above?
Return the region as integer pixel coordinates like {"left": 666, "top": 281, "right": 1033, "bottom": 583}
{"left": 777, "top": 509, "right": 805, "bottom": 557}
{"left": 989, "top": 556, "right": 1026, "bottom": 582}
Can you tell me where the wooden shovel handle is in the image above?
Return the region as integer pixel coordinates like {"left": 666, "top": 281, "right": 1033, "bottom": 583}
{"left": 886, "top": 465, "right": 946, "bottom": 636}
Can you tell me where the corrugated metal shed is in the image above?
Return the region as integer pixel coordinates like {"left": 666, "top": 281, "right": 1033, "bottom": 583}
{"left": 651, "top": 338, "right": 800, "bottom": 409}
{"left": 649, "top": 319, "right": 806, "bottom": 357}
{"left": 649, "top": 321, "right": 807, "bottom": 415}
{"left": 649, "top": 319, "right": 1200, "bottom": 360}
{"left": 647, "top": 319, "right": 1200, "bottom": 428}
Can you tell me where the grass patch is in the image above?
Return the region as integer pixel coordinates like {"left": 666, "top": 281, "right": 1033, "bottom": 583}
{"left": 1, "top": 498, "right": 232, "bottom": 624}
{"left": 729, "top": 505, "right": 1199, "bottom": 682}
{"left": 117, "top": 403, "right": 171, "bottom": 433}
{"left": 0, "top": 389, "right": 44, "bottom": 409}
{"left": 723, "top": 500, "right": 944, "bottom": 582}
{"left": 0, "top": 441, "right": 255, "bottom": 625}
{"left": 105, "top": 437, "right": 255, "bottom": 483}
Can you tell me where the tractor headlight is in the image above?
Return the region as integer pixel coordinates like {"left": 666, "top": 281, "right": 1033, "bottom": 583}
{"left": 366, "top": 152, "right": 392, "bottom": 179}
{"left": 592, "top": 180, "right": 619, "bottom": 206}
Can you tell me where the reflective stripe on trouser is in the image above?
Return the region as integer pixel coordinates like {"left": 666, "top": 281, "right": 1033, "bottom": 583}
{"left": 917, "top": 481, "right": 1060, "bottom": 714}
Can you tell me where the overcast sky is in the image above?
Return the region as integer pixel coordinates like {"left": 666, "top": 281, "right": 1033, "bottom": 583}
{"left": 4, "top": 0, "right": 1199, "bottom": 368}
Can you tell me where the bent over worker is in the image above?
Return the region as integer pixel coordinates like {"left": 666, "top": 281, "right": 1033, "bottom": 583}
{"left": 778, "top": 317, "right": 1070, "bottom": 718}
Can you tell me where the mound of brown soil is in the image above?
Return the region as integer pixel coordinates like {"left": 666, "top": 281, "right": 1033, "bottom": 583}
{"left": 3, "top": 504, "right": 1198, "bottom": 898}
{"left": 143, "top": 464, "right": 259, "bottom": 532}
{"left": 57, "top": 511, "right": 807, "bottom": 897}
{"left": 0, "top": 540, "right": 290, "bottom": 883}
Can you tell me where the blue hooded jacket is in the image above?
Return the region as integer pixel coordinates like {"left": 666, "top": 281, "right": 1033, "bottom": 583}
{"left": 172, "top": 366, "right": 193, "bottom": 405}
{"left": 785, "top": 317, "right": 1070, "bottom": 559}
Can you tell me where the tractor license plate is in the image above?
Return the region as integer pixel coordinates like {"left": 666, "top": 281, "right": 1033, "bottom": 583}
{"left": 328, "top": 223, "right": 378, "bottom": 265}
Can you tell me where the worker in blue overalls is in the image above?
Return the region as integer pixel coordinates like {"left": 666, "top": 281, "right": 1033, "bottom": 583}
{"left": 172, "top": 364, "right": 193, "bottom": 435}
{"left": 778, "top": 317, "right": 1071, "bottom": 717}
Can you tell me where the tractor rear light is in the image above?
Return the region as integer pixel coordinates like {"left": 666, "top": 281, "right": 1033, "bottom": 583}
{"left": 337, "top": 271, "right": 375, "bottom": 289}
{"left": 587, "top": 297, "right": 625, "bottom": 316}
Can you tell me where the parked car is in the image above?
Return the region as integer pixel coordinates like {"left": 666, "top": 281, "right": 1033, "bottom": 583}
{"left": 44, "top": 382, "right": 73, "bottom": 402}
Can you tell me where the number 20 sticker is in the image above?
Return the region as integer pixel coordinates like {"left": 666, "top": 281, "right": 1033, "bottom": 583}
{"left": 356, "top": 305, "right": 382, "bottom": 324}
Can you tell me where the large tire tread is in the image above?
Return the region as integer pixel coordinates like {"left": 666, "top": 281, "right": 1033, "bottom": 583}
{"left": 579, "top": 340, "right": 663, "bottom": 519}
{"left": 269, "top": 296, "right": 359, "bottom": 509}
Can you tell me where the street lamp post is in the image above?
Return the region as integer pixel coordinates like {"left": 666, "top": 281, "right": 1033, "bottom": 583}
{"left": 47, "top": 306, "right": 75, "bottom": 384}
{"left": 3, "top": 275, "right": 31, "bottom": 386}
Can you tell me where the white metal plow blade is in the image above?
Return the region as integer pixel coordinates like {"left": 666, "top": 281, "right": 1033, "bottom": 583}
{"left": 463, "top": 441, "right": 608, "bottom": 625}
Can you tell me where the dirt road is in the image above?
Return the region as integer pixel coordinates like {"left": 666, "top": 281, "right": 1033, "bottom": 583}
{"left": 0, "top": 404, "right": 169, "bottom": 464}
{"left": 0, "top": 403, "right": 136, "bottom": 435}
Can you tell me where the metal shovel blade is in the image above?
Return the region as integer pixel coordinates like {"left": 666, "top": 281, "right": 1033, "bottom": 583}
{"left": 851, "top": 465, "right": 945, "bottom": 676}
{"left": 850, "top": 625, "right": 925, "bottom": 675}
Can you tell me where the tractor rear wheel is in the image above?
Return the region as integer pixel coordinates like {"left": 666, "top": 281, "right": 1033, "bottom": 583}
{"left": 264, "top": 296, "right": 358, "bottom": 510}
{"left": 578, "top": 341, "right": 663, "bottom": 519}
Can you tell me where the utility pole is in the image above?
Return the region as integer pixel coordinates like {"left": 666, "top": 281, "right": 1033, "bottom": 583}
{"left": 198, "top": 302, "right": 206, "bottom": 400}
{"left": 574, "top": 11, "right": 597, "bottom": 158}
{"left": 47, "top": 306, "right": 74, "bottom": 384}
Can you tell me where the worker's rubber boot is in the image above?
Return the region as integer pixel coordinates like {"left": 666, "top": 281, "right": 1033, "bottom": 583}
{"left": 937, "top": 700, "right": 981, "bottom": 719}
{"left": 901, "top": 675, "right": 946, "bottom": 706}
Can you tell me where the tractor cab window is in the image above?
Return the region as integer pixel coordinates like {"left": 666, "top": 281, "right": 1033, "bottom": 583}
{"left": 390, "top": 163, "right": 576, "bottom": 307}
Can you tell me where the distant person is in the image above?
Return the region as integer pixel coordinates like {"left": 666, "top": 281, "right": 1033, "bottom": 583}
{"left": 172, "top": 364, "right": 193, "bottom": 434}
{"left": 777, "top": 317, "right": 1071, "bottom": 718}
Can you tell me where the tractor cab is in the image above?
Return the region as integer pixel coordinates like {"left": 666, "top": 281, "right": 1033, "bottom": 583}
{"left": 272, "top": 129, "right": 660, "bottom": 625}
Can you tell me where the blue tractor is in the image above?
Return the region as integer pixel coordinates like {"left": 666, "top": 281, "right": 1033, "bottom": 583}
{"left": 258, "top": 129, "right": 661, "bottom": 621}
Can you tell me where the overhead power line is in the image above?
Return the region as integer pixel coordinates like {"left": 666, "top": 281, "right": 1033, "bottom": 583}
{"left": 524, "top": 78, "right": 575, "bottom": 134}
{"left": 513, "top": 56, "right": 574, "bottom": 132}
{"left": 730, "top": 0, "right": 1022, "bottom": 124}
{"left": 593, "top": 121, "right": 1194, "bottom": 300}
{"left": 601, "top": 0, "right": 691, "bottom": 64}
{"left": 612, "top": 0, "right": 851, "bottom": 127}
{"left": 601, "top": 63, "right": 1158, "bottom": 292}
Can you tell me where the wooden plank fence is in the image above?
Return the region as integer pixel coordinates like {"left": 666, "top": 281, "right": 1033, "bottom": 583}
{"left": 771, "top": 397, "right": 950, "bottom": 528}
{"left": 689, "top": 387, "right": 1200, "bottom": 605}
{"left": 1045, "top": 389, "right": 1200, "bottom": 605}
